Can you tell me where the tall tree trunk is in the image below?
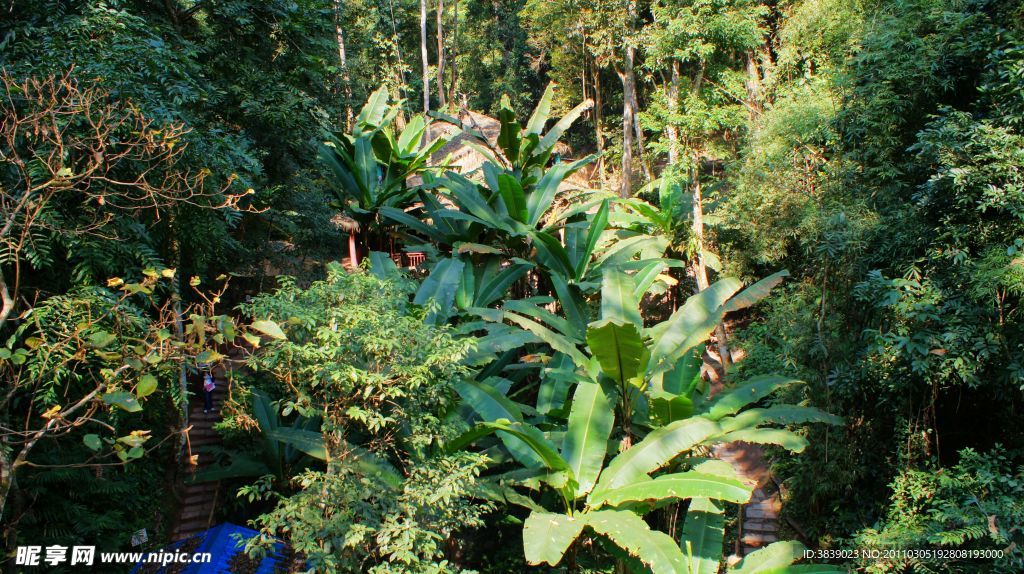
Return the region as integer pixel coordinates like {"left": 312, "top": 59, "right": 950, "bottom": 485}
{"left": 593, "top": 59, "right": 607, "bottom": 187}
{"left": 666, "top": 59, "right": 681, "bottom": 166}
{"left": 624, "top": 0, "right": 651, "bottom": 181}
{"left": 333, "top": 0, "right": 354, "bottom": 129}
{"left": 420, "top": 0, "right": 430, "bottom": 114}
{"left": 629, "top": 71, "right": 652, "bottom": 181}
{"left": 436, "top": 0, "right": 446, "bottom": 108}
{"left": 447, "top": 0, "right": 459, "bottom": 104}
{"left": 690, "top": 156, "right": 731, "bottom": 371}
{"left": 743, "top": 50, "right": 763, "bottom": 121}
{"left": 618, "top": 63, "right": 634, "bottom": 198}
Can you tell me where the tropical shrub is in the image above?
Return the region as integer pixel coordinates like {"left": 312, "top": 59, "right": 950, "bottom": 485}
{"left": 236, "top": 266, "right": 493, "bottom": 571}
{"left": 850, "top": 447, "right": 1024, "bottom": 574}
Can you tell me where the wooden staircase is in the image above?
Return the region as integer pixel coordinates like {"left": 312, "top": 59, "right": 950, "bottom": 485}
{"left": 170, "top": 375, "right": 227, "bottom": 541}
{"left": 714, "top": 442, "right": 782, "bottom": 558}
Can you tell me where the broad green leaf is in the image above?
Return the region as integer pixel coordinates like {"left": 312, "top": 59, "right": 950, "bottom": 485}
{"left": 590, "top": 472, "right": 752, "bottom": 508}
{"left": 83, "top": 434, "right": 102, "bottom": 451}
{"left": 594, "top": 417, "right": 720, "bottom": 494}
{"left": 251, "top": 319, "right": 287, "bottom": 341}
{"left": 526, "top": 155, "right": 597, "bottom": 226}
{"left": 88, "top": 330, "right": 117, "bottom": 349}
{"left": 532, "top": 230, "right": 576, "bottom": 279}
{"left": 633, "top": 260, "right": 669, "bottom": 299}
{"left": 586, "top": 320, "right": 645, "bottom": 386}
{"left": 720, "top": 270, "right": 790, "bottom": 314}
{"left": 647, "top": 278, "right": 742, "bottom": 377}
{"left": 549, "top": 274, "right": 588, "bottom": 340}
{"left": 705, "top": 376, "right": 802, "bottom": 420}
{"left": 523, "top": 512, "right": 584, "bottom": 566}
{"left": 716, "top": 428, "right": 809, "bottom": 452}
{"left": 662, "top": 349, "right": 703, "bottom": 395}
{"left": 562, "top": 382, "right": 614, "bottom": 496}
{"left": 537, "top": 99, "right": 594, "bottom": 154}
{"left": 356, "top": 86, "right": 390, "bottom": 126}
{"left": 136, "top": 374, "right": 158, "bottom": 398}
{"left": 267, "top": 427, "right": 326, "bottom": 460}
{"left": 414, "top": 257, "right": 466, "bottom": 324}
{"left": 600, "top": 269, "right": 641, "bottom": 326}
{"left": 475, "top": 263, "right": 532, "bottom": 307}
{"left": 104, "top": 391, "right": 142, "bottom": 413}
{"left": 574, "top": 199, "right": 610, "bottom": 280}
{"left": 650, "top": 390, "right": 695, "bottom": 425}
{"left": 497, "top": 174, "right": 529, "bottom": 223}
{"left": 368, "top": 251, "right": 402, "bottom": 279}
{"left": 482, "top": 421, "right": 570, "bottom": 474}
{"left": 584, "top": 510, "right": 688, "bottom": 574}
{"left": 504, "top": 300, "right": 576, "bottom": 340}
{"left": 455, "top": 380, "right": 524, "bottom": 423}
{"left": 496, "top": 309, "right": 588, "bottom": 366}
{"left": 379, "top": 206, "right": 448, "bottom": 243}
{"left": 682, "top": 498, "right": 725, "bottom": 574}
{"left": 525, "top": 83, "right": 555, "bottom": 135}
{"left": 719, "top": 406, "right": 843, "bottom": 433}
{"left": 728, "top": 541, "right": 808, "bottom": 574}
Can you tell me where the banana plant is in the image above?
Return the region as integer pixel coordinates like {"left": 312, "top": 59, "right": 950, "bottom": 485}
{"left": 456, "top": 371, "right": 840, "bottom": 573}
{"left": 381, "top": 84, "right": 628, "bottom": 323}
{"left": 320, "top": 87, "right": 449, "bottom": 246}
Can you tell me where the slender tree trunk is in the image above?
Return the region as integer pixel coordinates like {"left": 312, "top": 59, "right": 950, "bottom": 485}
{"left": 420, "top": 0, "right": 430, "bottom": 114}
{"left": 628, "top": 70, "right": 652, "bottom": 181}
{"left": 743, "top": 50, "right": 763, "bottom": 121}
{"left": 624, "top": 0, "right": 651, "bottom": 181}
{"left": 0, "top": 453, "right": 12, "bottom": 522}
{"left": 447, "top": 0, "right": 459, "bottom": 104}
{"left": 593, "top": 59, "right": 607, "bottom": 187}
{"left": 0, "top": 269, "right": 13, "bottom": 334}
{"left": 666, "top": 60, "right": 681, "bottom": 166}
{"left": 618, "top": 63, "right": 634, "bottom": 198}
{"left": 690, "top": 157, "right": 731, "bottom": 371}
{"left": 333, "top": 0, "right": 354, "bottom": 129}
{"left": 436, "top": 0, "right": 446, "bottom": 108}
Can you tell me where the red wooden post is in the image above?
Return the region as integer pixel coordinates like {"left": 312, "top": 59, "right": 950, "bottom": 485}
{"left": 348, "top": 231, "right": 359, "bottom": 268}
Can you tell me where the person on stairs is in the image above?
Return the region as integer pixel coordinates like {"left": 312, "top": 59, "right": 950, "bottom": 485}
{"left": 202, "top": 371, "right": 216, "bottom": 414}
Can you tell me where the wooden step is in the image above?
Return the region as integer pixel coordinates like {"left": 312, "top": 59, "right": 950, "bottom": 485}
{"left": 741, "top": 532, "right": 779, "bottom": 546}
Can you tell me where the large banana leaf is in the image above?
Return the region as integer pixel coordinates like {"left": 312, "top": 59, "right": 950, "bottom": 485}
{"left": 714, "top": 428, "right": 809, "bottom": 453}
{"left": 646, "top": 278, "right": 743, "bottom": 378}
{"left": 584, "top": 510, "right": 689, "bottom": 574}
{"left": 474, "top": 263, "right": 531, "bottom": 308}
{"left": 682, "top": 497, "right": 726, "bottom": 574}
{"left": 703, "top": 375, "right": 802, "bottom": 420}
{"left": 728, "top": 541, "right": 809, "bottom": 574}
{"left": 718, "top": 406, "right": 844, "bottom": 433}
{"left": 600, "top": 269, "right": 641, "bottom": 326}
{"left": 523, "top": 512, "right": 585, "bottom": 566}
{"left": 471, "top": 307, "right": 589, "bottom": 366}
{"left": 585, "top": 320, "right": 645, "bottom": 387}
{"left": 481, "top": 420, "right": 571, "bottom": 475}
{"left": 572, "top": 199, "right": 610, "bottom": 280}
{"left": 720, "top": 269, "right": 790, "bottom": 314}
{"left": 414, "top": 257, "right": 465, "bottom": 324}
{"left": 589, "top": 471, "right": 753, "bottom": 508}
{"left": 561, "top": 382, "right": 614, "bottom": 496}
{"left": 593, "top": 417, "right": 721, "bottom": 494}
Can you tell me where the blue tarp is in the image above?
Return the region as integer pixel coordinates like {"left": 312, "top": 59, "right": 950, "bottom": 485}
{"left": 130, "top": 523, "right": 284, "bottom": 574}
